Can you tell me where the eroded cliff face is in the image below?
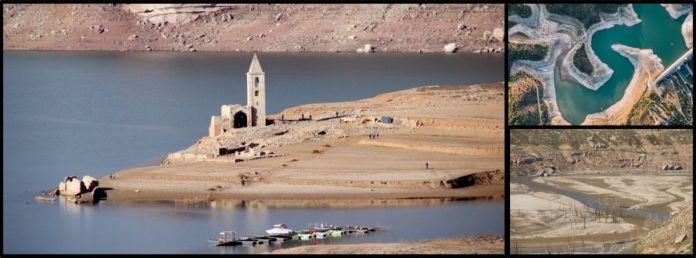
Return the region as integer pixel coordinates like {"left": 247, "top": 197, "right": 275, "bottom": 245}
{"left": 3, "top": 4, "right": 504, "bottom": 53}
{"left": 510, "top": 129, "right": 693, "bottom": 176}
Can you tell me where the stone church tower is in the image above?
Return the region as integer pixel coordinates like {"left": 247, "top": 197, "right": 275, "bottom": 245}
{"left": 208, "top": 54, "right": 267, "bottom": 138}
{"left": 247, "top": 53, "right": 266, "bottom": 127}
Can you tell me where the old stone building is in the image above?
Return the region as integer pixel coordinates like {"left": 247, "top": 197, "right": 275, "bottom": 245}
{"left": 209, "top": 54, "right": 267, "bottom": 137}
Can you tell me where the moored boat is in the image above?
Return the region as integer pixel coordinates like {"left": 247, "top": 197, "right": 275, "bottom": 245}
{"left": 265, "top": 223, "right": 294, "bottom": 235}
{"left": 329, "top": 229, "right": 343, "bottom": 237}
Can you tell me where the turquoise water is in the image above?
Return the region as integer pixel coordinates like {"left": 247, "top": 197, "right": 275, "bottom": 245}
{"left": 555, "top": 4, "right": 688, "bottom": 124}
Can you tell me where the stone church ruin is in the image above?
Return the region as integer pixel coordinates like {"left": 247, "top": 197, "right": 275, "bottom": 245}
{"left": 209, "top": 53, "right": 267, "bottom": 137}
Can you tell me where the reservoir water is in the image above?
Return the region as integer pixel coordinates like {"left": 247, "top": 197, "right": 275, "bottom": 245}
{"left": 554, "top": 4, "right": 688, "bottom": 124}
{"left": 3, "top": 51, "right": 503, "bottom": 254}
{"left": 512, "top": 176, "right": 669, "bottom": 222}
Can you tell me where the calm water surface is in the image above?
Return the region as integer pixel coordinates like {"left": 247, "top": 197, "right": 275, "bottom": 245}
{"left": 3, "top": 51, "right": 503, "bottom": 254}
{"left": 555, "top": 4, "right": 688, "bottom": 124}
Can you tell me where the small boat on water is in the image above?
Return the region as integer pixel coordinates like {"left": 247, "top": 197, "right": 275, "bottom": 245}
{"left": 313, "top": 231, "right": 328, "bottom": 239}
{"left": 296, "top": 233, "right": 313, "bottom": 240}
{"left": 265, "top": 224, "right": 294, "bottom": 235}
{"left": 329, "top": 230, "right": 343, "bottom": 237}
{"left": 208, "top": 231, "right": 242, "bottom": 246}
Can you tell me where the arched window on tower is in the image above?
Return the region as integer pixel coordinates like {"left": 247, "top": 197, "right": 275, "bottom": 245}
{"left": 255, "top": 90, "right": 259, "bottom": 96}
{"left": 255, "top": 77, "right": 259, "bottom": 88}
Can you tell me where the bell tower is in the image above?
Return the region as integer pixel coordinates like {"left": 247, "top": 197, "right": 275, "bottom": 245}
{"left": 246, "top": 53, "right": 266, "bottom": 127}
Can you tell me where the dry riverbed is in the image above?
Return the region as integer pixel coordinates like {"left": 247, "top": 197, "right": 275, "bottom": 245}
{"left": 511, "top": 174, "right": 693, "bottom": 254}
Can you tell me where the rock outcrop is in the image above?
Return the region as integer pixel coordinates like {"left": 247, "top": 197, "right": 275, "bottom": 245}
{"left": 121, "top": 4, "right": 234, "bottom": 25}
{"left": 57, "top": 175, "right": 99, "bottom": 196}
{"left": 622, "top": 202, "right": 693, "bottom": 254}
{"left": 356, "top": 44, "right": 374, "bottom": 53}
{"left": 443, "top": 43, "right": 457, "bottom": 53}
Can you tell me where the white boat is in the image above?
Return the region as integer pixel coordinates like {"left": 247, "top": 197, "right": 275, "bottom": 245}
{"left": 313, "top": 231, "right": 328, "bottom": 239}
{"left": 265, "top": 224, "right": 294, "bottom": 235}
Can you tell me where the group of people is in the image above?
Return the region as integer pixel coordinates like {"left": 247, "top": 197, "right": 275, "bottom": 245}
{"left": 369, "top": 132, "right": 380, "bottom": 140}
{"left": 280, "top": 112, "right": 342, "bottom": 123}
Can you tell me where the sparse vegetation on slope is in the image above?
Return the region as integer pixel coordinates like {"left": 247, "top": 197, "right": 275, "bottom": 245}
{"left": 508, "top": 42, "right": 548, "bottom": 71}
{"left": 573, "top": 44, "right": 594, "bottom": 75}
{"left": 628, "top": 57, "right": 693, "bottom": 126}
{"left": 621, "top": 202, "right": 693, "bottom": 254}
{"left": 509, "top": 4, "right": 532, "bottom": 19}
{"left": 545, "top": 4, "right": 626, "bottom": 30}
{"left": 508, "top": 71, "right": 548, "bottom": 125}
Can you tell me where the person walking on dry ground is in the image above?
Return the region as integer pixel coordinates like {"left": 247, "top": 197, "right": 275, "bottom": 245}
{"left": 425, "top": 162, "right": 429, "bottom": 170}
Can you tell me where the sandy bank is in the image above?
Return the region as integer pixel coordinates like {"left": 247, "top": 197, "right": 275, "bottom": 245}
{"left": 93, "top": 83, "right": 503, "bottom": 205}
{"left": 581, "top": 45, "right": 664, "bottom": 125}
{"left": 682, "top": 12, "right": 693, "bottom": 49}
{"left": 268, "top": 235, "right": 503, "bottom": 254}
{"left": 511, "top": 183, "right": 636, "bottom": 240}
{"left": 512, "top": 172, "right": 693, "bottom": 254}
{"left": 561, "top": 4, "right": 639, "bottom": 91}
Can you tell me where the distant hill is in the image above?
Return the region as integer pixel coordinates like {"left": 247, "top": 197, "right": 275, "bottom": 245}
{"left": 3, "top": 4, "right": 503, "bottom": 53}
{"left": 511, "top": 129, "right": 693, "bottom": 176}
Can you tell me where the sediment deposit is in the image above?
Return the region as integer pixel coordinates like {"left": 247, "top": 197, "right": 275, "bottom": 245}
{"left": 511, "top": 129, "right": 693, "bottom": 254}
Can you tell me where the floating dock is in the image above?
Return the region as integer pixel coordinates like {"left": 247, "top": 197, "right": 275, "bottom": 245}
{"left": 209, "top": 225, "right": 381, "bottom": 247}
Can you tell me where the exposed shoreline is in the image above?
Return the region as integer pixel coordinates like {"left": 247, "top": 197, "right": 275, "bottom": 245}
{"left": 561, "top": 4, "right": 640, "bottom": 91}
{"left": 581, "top": 45, "right": 664, "bottom": 125}
{"left": 509, "top": 4, "right": 693, "bottom": 125}
{"left": 78, "top": 83, "right": 504, "bottom": 206}
{"left": 508, "top": 5, "right": 570, "bottom": 125}
{"left": 3, "top": 4, "right": 504, "bottom": 54}
{"left": 268, "top": 235, "right": 504, "bottom": 254}
{"left": 511, "top": 174, "right": 693, "bottom": 254}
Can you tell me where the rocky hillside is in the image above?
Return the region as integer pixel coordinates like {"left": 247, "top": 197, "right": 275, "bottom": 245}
{"left": 510, "top": 129, "right": 693, "bottom": 176}
{"left": 622, "top": 202, "right": 693, "bottom": 254}
{"left": 3, "top": 4, "right": 504, "bottom": 53}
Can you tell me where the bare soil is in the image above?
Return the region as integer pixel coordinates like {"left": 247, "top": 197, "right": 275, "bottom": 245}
{"left": 94, "top": 83, "right": 504, "bottom": 206}
{"left": 268, "top": 235, "right": 504, "bottom": 254}
{"left": 3, "top": 4, "right": 504, "bottom": 53}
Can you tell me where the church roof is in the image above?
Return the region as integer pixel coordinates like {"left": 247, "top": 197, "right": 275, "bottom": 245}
{"left": 248, "top": 53, "right": 264, "bottom": 74}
